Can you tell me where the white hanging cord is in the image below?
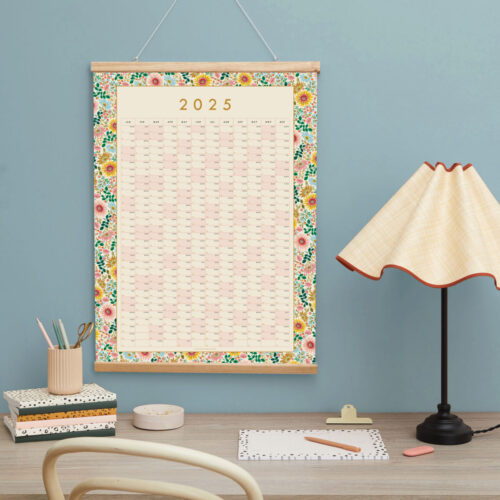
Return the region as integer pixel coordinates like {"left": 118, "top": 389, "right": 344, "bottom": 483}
{"left": 234, "top": 0, "right": 278, "bottom": 61}
{"left": 132, "top": 0, "right": 278, "bottom": 62}
{"left": 133, "top": 0, "right": 178, "bottom": 61}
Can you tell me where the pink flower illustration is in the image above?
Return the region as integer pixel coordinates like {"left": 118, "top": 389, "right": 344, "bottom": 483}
{"left": 295, "top": 159, "right": 308, "bottom": 172}
{"left": 100, "top": 303, "right": 116, "bottom": 321}
{"left": 147, "top": 73, "right": 163, "bottom": 86}
{"left": 139, "top": 352, "right": 153, "bottom": 362}
{"left": 209, "top": 352, "right": 224, "bottom": 362}
{"left": 95, "top": 125, "right": 106, "bottom": 138}
{"left": 95, "top": 199, "right": 107, "bottom": 218}
{"left": 295, "top": 232, "right": 310, "bottom": 251}
{"left": 101, "top": 230, "right": 114, "bottom": 241}
{"left": 304, "top": 262, "right": 316, "bottom": 274}
{"left": 302, "top": 335, "right": 315, "bottom": 354}
{"left": 294, "top": 130, "right": 302, "bottom": 146}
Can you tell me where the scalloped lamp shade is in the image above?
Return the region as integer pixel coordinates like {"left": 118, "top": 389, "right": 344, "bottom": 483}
{"left": 337, "top": 162, "right": 500, "bottom": 289}
{"left": 337, "top": 162, "right": 500, "bottom": 445}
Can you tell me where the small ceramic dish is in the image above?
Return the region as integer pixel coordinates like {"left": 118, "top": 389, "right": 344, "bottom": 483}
{"left": 133, "top": 404, "right": 184, "bottom": 430}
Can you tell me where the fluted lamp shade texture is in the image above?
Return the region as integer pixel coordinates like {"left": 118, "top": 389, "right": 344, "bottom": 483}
{"left": 337, "top": 162, "right": 500, "bottom": 289}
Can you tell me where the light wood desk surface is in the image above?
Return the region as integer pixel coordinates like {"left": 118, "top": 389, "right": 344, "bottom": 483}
{"left": 1, "top": 412, "right": 500, "bottom": 499}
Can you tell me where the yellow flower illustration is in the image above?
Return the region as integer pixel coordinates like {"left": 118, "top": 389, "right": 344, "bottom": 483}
{"left": 294, "top": 319, "right": 306, "bottom": 333}
{"left": 295, "top": 90, "right": 313, "bottom": 107}
{"left": 194, "top": 74, "right": 211, "bottom": 86}
{"left": 98, "top": 152, "right": 111, "bottom": 165}
{"left": 102, "top": 161, "right": 116, "bottom": 177}
{"left": 108, "top": 118, "right": 117, "bottom": 134}
{"left": 309, "top": 289, "right": 316, "bottom": 308}
{"left": 304, "top": 193, "right": 317, "bottom": 210}
{"left": 238, "top": 73, "right": 252, "bottom": 85}
{"left": 301, "top": 185, "right": 313, "bottom": 197}
{"left": 110, "top": 265, "right": 117, "bottom": 280}
{"left": 294, "top": 81, "right": 305, "bottom": 93}
{"left": 185, "top": 352, "right": 199, "bottom": 360}
{"left": 311, "top": 151, "right": 317, "bottom": 165}
{"left": 228, "top": 352, "right": 241, "bottom": 357}
{"left": 95, "top": 286, "right": 103, "bottom": 301}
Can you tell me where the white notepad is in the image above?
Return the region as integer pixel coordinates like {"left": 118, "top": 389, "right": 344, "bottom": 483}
{"left": 238, "top": 429, "right": 389, "bottom": 460}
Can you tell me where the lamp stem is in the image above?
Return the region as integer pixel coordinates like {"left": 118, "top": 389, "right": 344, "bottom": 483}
{"left": 416, "top": 285, "right": 473, "bottom": 444}
{"left": 441, "top": 287, "right": 448, "bottom": 406}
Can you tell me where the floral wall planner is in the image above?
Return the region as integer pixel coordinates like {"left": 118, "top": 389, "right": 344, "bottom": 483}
{"left": 92, "top": 63, "right": 318, "bottom": 373}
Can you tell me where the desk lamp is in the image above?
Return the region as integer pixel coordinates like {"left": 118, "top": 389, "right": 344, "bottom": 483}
{"left": 337, "top": 162, "right": 500, "bottom": 445}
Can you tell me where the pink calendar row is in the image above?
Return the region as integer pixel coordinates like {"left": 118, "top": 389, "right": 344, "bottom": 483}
{"left": 120, "top": 148, "right": 289, "bottom": 163}
{"left": 119, "top": 300, "right": 290, "bottom": 312}
{"left": 118, "top": 257, "right": 290, "bottom": 274}
{"left": 119, "top": 221, "right": 290, "bottom": 238}
{"left": 118, "top": 250, "right": 290, "bottom": 262}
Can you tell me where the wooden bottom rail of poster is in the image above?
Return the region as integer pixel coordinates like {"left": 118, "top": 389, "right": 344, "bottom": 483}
{"left": 94, "top": 362, "right": 318, "bottom": 374}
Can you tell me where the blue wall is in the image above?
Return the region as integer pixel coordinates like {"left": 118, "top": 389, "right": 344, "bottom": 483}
{"left": 1, "top": 0, "right": 499, "bottom": 413}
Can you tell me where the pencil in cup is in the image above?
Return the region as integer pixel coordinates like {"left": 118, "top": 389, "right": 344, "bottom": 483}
{"left": 36, "top": 318, "right": 54, "bottom": 349}
{"left": 52, "top": 320, "right": 64, "bottom": 349}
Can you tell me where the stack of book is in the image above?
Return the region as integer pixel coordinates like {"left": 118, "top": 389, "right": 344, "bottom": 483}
{"left": 3, "top": 383, "right": 116, "bottom": 443}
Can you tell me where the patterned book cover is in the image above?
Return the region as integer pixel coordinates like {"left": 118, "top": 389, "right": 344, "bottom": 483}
{"left": 14, "top": 414, "right": 116, "bottom": 430}
{"left": 4, "top": 383, "right": 117, "bottom": 415}
{"left": 10, "top": 430, "right": 115, "bottom": 444}
{"left": 3, "top": 415, "right": 116, "bottom": 442}
{"left": 16, "top": 407, "right": 117, "bottom": 422}
{"left": 3, "top": 416, "right": 115, "bottom": 443}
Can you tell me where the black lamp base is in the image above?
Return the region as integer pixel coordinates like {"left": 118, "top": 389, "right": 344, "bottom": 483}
{"left": 416, "top": 404, "right": 473, "bottom": 445}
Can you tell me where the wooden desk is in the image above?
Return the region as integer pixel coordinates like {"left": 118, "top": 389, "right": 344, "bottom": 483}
{"left": 1, "top": 412, "right": 499, "bottom": 498}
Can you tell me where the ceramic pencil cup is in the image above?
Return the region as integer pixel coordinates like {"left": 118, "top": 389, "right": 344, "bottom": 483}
{"left": 47, "top": 346, "right": 83, "bottom": 395}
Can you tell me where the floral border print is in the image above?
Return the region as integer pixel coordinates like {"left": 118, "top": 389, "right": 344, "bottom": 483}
{"left": 94, "top": 71, "right": 317, "bottom": 368}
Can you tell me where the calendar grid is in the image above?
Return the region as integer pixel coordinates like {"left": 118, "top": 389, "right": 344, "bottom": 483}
{"left": 117, "top": 104, "right": 294, "bottom": 352}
